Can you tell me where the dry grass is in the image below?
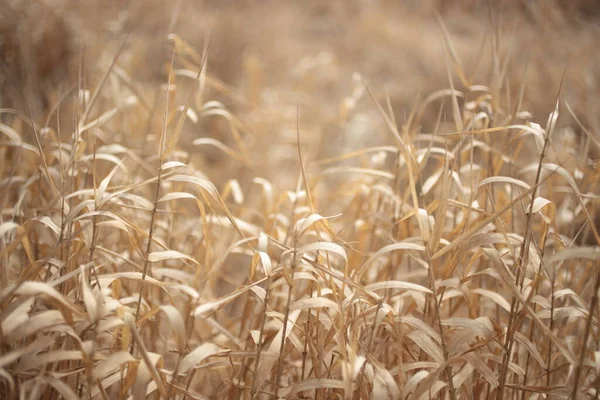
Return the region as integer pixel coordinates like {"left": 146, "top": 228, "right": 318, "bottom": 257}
{"left": 1, "top": 1, "right": 600, "bottom": 399}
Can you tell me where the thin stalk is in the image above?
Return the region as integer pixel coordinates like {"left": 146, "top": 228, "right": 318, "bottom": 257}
{"left": 353, "top": 301, "right": 383, "bottom": 399}
{"left": 131, "top": 49, "right": 177, "bottom": 353}
{"left": 275, "top": 244, "right": 298, "bottom": 396}
{"left": 250, "top": 272, "right": 274, "bottom": 398}
{"left": 497, "top": 91, "right": 559, "bottom": 400}
{"left": 546, "top": 260, "right": 557, "bottom": 387}
{"left": 425, "top": 244, "right": 457, "bottom": 400}
{"left": 570, "top": 264, "right": 600, "bottom": 398}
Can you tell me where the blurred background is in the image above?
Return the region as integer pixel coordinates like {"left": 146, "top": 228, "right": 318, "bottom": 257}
{"left": 2, "top": 0, "right": 600, "bottom": 187}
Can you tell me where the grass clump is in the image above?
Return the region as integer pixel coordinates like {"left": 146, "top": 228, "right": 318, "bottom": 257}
{"left": 1, "top": 2, "right": 600, "bottom": 399}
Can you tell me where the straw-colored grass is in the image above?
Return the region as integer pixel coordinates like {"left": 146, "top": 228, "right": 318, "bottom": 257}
{"left": 1, "top": 1, "right": 599, "bottom": 399}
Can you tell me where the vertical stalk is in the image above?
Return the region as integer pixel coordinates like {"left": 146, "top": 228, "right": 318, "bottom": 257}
{"left": 570, "top": 264, "right": 600, "bottom": 398}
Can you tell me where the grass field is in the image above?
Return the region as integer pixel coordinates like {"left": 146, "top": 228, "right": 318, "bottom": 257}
{"left": 1, "top": 1, "right": 600, "bottom": 399}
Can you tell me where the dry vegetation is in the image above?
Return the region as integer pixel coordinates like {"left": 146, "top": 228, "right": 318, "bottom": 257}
{"left": 1, "top": 1, "right": 600, "bottom": 399}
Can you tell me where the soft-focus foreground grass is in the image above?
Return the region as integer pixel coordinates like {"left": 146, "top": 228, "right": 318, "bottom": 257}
{"left": 1, "top": 1, "right": 600, "bottom": 399}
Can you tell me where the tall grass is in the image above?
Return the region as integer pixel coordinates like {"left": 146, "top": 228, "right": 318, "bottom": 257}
{"left": 1, "top": 2, "right": 600, "bottom": 399}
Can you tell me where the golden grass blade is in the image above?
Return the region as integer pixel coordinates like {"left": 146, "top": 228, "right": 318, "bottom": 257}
{"left": 158, "top": 305, "right": 186, "bottom": 350}
{"left": 93, "top": 351, "right": 139, "bottom": 381}
{"left": 407, "top": 331, "right": 445, "bottom": 365}
{"left": 546, "top": 246, "right": 600, "bottom": 265}
{"left": 148, "top": 250, "right": 199, "bottom": 265}
{"left": 179, "top": 343, "right": 224, "bottom": 374}
{"left": 366, "top": 280, "right": 432, "bottom": 294}
{"left": 194, "top": 278, "right": 267, "bottom": 317}
{"left": 45, "top": 377, "right": 80, "bottom": 400}
{"left": 192, "top": 138, "right": 247, "bottom": 163}
{"left": 462, "top": 351, "right": 499, "bottom": 387}
{"left": 356, "top": 242, "right": 426, "bottom": 280}
{"left": 1, "top": 281, "right": 83, "bottom": 317}
{"left": 290, "top": 297, "right": 339, "bottom": 313}
{"left": 431, "top": 173, "right": 551, "bottom": 261}
{"left": 294, "top": 241, "right": 347, "bottom": 264}
{"left": 96, "top": 159, "right": 126, "bottom": 206}
{"left": 278, "top": 378, "right": 346, "bottom": 397}
{"left": 472, "top": 288, "right": 511, "bottom": 312}
{"left": 514, "top": 331, "right": 547, "bottom": 369}
{"left": 80, "top": 265, "right": 99, "bottom": 322}
{"left": 402, "top": 370, "right": 434, "bottom": 399}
